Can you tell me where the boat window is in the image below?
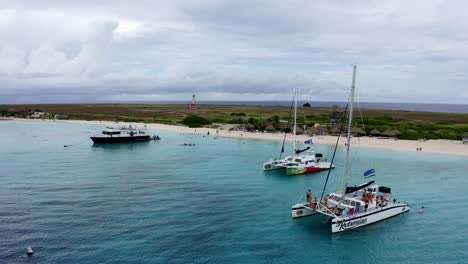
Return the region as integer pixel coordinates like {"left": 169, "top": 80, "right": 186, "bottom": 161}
{"left": 103, "top": 131, "right": 120, "bottom": 135}
{"left": 295, "top": 159, "right": 301, "bottom": 162}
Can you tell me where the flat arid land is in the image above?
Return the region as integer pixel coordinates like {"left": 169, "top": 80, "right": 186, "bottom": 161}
{"left": 8, "top": 113, "right": 468, "bottom": 157}
{"left": 2, "top": 103, "right": 468, "bottom": 140}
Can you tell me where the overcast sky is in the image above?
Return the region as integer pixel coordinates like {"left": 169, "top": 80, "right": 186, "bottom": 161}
{"left": 1, "top": 0, "right": 467, "bottom": 104}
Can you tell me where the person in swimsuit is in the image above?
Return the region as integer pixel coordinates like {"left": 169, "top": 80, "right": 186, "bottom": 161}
{"left": 306, "top": 190, "right": 312, "bottom": 203}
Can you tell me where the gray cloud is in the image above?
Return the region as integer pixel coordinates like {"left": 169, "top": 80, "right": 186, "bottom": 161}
{"left": 0, "top": 0, "right": 467, "bottom": 103}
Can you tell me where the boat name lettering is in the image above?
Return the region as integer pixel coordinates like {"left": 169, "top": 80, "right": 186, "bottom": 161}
{"left": 337, "top": 218, "right": 367, "bottom": 230}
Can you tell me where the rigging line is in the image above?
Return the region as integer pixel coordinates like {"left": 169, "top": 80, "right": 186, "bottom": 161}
{"left": 357, "top": 100, "right": 367, "bottom": 136}
{"left": 335, "top": 93, "right": 352, "bottom": 192}
{"left": 319, "top": 103, "right": 349, "bottom": 202}
{"left": 279, "top": 92, "right": 296, "bottom": 159}
{"left": 299, "top": 94, "right": 307, "bottom": 131}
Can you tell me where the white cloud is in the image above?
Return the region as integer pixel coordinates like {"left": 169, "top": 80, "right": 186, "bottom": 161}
{"left": 0, "top": 0, "right": 467, "bottom": 103}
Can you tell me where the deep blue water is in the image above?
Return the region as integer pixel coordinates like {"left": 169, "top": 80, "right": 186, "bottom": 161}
{"left": 1, "top": 120, "right": 468, "bottom": 263}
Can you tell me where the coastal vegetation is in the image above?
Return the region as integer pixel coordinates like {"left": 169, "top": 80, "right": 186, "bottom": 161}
{"left": 181, "top": 115, "right": 212, "bottom": 128}
{"left": 1, "top": 104, "right": 468, "bottom": 140}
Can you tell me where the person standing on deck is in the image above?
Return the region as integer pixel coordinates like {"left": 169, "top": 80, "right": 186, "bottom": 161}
{"left": 306, "top": 190, "right": 312, "bottom": 203}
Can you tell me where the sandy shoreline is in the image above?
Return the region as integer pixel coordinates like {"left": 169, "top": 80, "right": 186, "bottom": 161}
{"left": 10, "top": 118, "right": 468, "bottom": 157}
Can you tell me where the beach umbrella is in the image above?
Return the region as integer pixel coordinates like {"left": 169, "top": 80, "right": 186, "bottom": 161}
{"left": 265, "top": 124, "right": 275, "bottom": 132}
{"left": 330, "top": 127, "right": 341, "bottom": 136}
{"left": 245, "top": 123, "right": 255, "bottom": 131}
{"left": 277, "top": 121, "right": 289, "bottom": 128}
{"left": 370, "top": 128, "right": 381, "bottom": 136}
{"left": 308, "top": 127, "right": 318, "bottom": 136}
{"left": 381, "top": 130, "right": 396, "bottom": 137}
{"left": 352, "top": 127, "right": 366, "bottom": 136}
{"left": 295, "top": 125, "right": 305, "bottom": 135}
{"left": 391, "top": 129, "right": 401, "bottom": 136}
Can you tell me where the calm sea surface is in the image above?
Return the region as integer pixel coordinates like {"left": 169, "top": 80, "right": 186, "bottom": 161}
{"left": 1, "top": 120, "right": 468, "bottom": 263}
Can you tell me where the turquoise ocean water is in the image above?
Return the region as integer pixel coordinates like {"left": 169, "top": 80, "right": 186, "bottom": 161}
{"left": 1, "top": 120, "right": 468, "bottom": 263}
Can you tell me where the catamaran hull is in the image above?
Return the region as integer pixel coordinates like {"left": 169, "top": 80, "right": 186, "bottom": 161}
{"left": 286, "top": 163, "right": 334, "bottom": 176}
{"left": 291, "top": 204, "right": 318, "bottom": 218}
{"left": 331, "top": 204, "right": 409, "bottom": 233}
{"left": 263, "top": 164, "right": 285, "bottom": 171}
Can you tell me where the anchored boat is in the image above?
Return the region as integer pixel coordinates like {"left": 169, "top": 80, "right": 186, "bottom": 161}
{"left": 285, "top": 152, "right": 333, "bottom": 176}
{"left": 291, "top": 65, "right": 411, "bottom": 232}
{"left": 90, "top": 124, "right": 156, "bottom": 144}
{"left": 263, "top": 90, "right": 334, "bottom": 174}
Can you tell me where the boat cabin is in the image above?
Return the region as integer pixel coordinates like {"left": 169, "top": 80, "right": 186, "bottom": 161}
{"left": 327, "top": 193, "right": 365, "bottom": 209}
{"left": 102, "top": 129, "right": 121, "bottom": 135}
{"left": 284, "top": 152, "right": 322, "bottom": 166}
{"left": 101, "top": 125, "right": 148, "bottom": 137}
{"left": 320, "top": 181, "right": 393, "bottom": 216}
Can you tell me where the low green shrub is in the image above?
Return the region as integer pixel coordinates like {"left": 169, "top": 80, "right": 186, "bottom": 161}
{"left": 181, "top": 115, "right": 212, "bottom": 128}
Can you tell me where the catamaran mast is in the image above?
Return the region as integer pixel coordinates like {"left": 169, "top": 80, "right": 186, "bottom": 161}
{"left": 343, "top": 65, "right": 357, "bottom": 195}
{"left": 293, "top": 88, "right": 297, "bottom": 153}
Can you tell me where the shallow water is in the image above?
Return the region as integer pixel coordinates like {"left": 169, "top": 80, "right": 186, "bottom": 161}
{"left": 1, "top": 120, "right": 467, "bottom": 263}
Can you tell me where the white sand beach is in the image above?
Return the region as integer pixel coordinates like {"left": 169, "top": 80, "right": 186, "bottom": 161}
{"left": 14, "top": 118, "right": 468, "bottom": 157}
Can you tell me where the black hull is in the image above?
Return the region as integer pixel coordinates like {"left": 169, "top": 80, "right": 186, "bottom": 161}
{"left": 90, "top": 135, "right": 151, "bottom": 144}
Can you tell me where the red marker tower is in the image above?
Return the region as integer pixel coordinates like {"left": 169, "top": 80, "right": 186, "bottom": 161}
{"left": 186, "top": 94, "right": 197, "bottom": 110}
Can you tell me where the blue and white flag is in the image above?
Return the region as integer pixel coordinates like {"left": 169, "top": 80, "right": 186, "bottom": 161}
{"left": 363, "top": 169, "right": 376, "bottom": 178}
{"left": 304, "top": 138, "right": 313, "bottom": 144}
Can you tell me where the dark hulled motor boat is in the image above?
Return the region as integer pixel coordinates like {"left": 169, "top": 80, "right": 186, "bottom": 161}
{"left": 90, "top": 125, "right": 153, "bottom": 144}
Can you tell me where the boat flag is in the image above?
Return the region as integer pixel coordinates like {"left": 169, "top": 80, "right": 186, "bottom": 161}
{"left": 363, "top": 168, "right": 376, "bottom": 178}
{"left": 304, "top": 138, "right": 313, "bottom": 144}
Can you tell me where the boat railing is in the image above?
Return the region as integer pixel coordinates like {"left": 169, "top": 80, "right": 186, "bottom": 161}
{"left": 315, "top": 202, "right": 338, "bottom": 218}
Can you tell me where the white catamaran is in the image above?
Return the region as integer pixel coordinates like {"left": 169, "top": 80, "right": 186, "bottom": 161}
{"left": 291, "top": 65, "right": 411, "bottom": 233}
{"left": 263, "top": 90, "right": 333, "bottom": 175}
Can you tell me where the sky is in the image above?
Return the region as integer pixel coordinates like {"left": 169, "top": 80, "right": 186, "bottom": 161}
{"left": 0, "top": 0, "right": 467, "bottom": 104}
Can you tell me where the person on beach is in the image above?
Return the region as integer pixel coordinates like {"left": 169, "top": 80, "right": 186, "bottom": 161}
{"left": 306, "top": 190, "right": 312, "bottom": 203}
